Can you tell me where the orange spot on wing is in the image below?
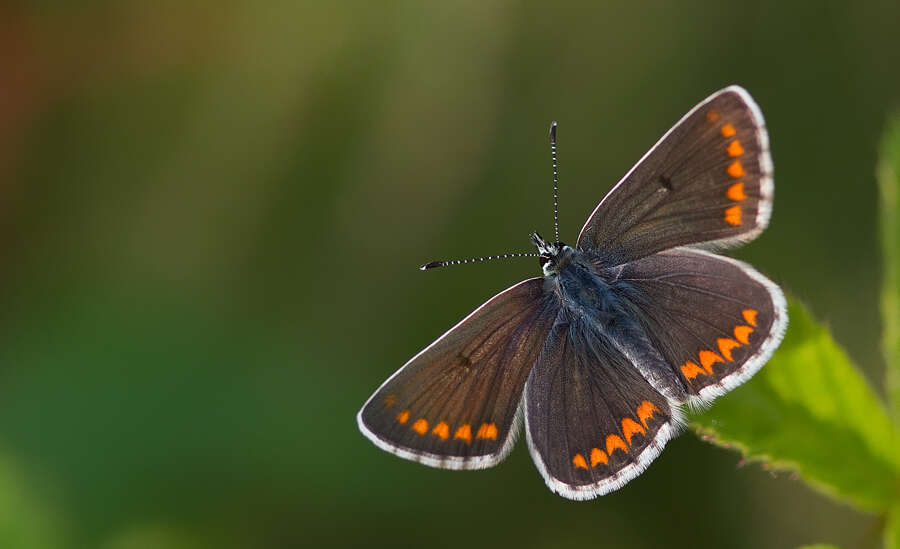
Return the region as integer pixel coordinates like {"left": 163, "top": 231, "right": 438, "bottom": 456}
{"left": 591, "top": 447, "right": 608, "bottom": 467}
{"left": 725, "top": 205, "right": 742, "bottom": 226}
{"left": 476, "top": 423, "right": 498, "bottom": 440}
{"left": 637, "top": 400, "right": 660, "bottom": 428}
{"left": 681, "top": 361, "right": 705, "bottom": 380}
{"left": 743, "top": 309, "right": 758, "bottom": 326}
{"left": 727, "top": 140, "right": 745, "bottom": 157}
{"left": 621, "top": 418, "right": 647, "bottom": 445}
{"left": 699, "top": 350, "right": 724, "bottom": 374}
{"left": 606, "top": 434, "right": 629, "bottom": 455}
{"left": 396, "top": 410, "right": 410, "bottom": 424}
{"left": 727, "top": 182, "right": 747, "bottom": 201}
{"left": 432, "top": 421, "right": 449, "bottom": 440}
{"left": 383, "top": 394, "right": 397, "bottom": 407}
{"left": 721, "top": 123, "right": 736, "bottom": 137}
{"left": 734, "top": 325, "right": 754, "bottom": 344}
{"left": 717, "top": 338, "right": 742, "bottom": 361}
{"left": 573, "top": 453, "right": 589, "bottom": 469}
{"left": 454, "top": 424, "right": 472, "bottom": 444}
{"left": 412, "top": 418, "right": 428, "bottom": 435}
{"left": 706, "top": 110, "right": 720, "bottom": 122}
{"left": 727, "top": 161, "right": 746, "bottom": 178}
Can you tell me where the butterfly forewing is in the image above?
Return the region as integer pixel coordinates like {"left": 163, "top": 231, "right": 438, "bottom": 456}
{"left": 358, "top": 278, "right": 558, "bottom": 469}
{"left": 524, "top": 312, "right": 678, "bottom": 500}
{"left": 609, "top": 247, "right": 787, "bottom": 405}
{"left": 577, "top": 86, "right": 772, "bottom": 265}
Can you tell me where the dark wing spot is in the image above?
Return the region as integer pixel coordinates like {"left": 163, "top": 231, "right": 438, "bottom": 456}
{"left": 658, "top": 174, "right": 673, "bottom": 190}
{"left": 455, "top": 353, "right": 474, "bottom": 369}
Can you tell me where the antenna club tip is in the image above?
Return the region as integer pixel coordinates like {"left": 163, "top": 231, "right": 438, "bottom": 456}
{"left": 420, "top": 261, "right": 441, "bottom": 270}
{"left": 549, "top": 121, "right": 558, "bottom": 142}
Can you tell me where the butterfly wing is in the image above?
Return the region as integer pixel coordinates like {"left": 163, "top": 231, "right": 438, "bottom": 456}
{"left": 524, "top": 310, "right": 680, "bottom": 500}
{"left": 577, "top": 86, "right": 773, "bottom": 265}
{"left": 358, "top": 278, "right": 559, "bottom": 469}
{"left": 607, "top": 247, "right": 787, "bottom": 407}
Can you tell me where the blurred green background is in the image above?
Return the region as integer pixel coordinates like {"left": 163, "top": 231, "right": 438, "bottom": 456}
{"left": 2, "top": 1, "right": 899, "bottom": 548}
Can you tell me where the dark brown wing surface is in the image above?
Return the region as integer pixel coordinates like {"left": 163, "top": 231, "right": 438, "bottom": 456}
{"left": 524, "top": 311, "right": 679, "bottom": 500}
{"left": 358, "top": 278, "right": 558, "bottom": 469}
{"left": 609, "top": 247, "right": 787, "bottom": 406}
{"left": 578, "top": 86, "right": 773, "bottom": 266}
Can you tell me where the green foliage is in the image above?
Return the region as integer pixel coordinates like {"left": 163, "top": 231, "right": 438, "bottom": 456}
{"left": 881, "top": 113, "right": 900, "bottom": 549}
{"left": 692, "top": 300, "right": 899, "bottom": 510}
{"left": 887, "top": 505, "right": 900, "bottom": 549}
{"left": 692, "top": 115, "right": 900, "bottom": 548}
{"left": 880, "top": 114, "right": 900, "bottom": 424}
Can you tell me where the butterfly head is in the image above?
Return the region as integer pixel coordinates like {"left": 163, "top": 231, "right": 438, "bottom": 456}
{"left": 531, "top": 232, "right": 573, "bottom": 276}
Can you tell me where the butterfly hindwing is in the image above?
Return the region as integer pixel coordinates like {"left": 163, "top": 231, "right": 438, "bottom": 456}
{"left": 524, "top": 310, "right": 679, "bottom": 499}
{"left": 357, "top": 278, "right": 558, "bottom": 469}
{"left": 608, "top": 247, "right": 787, "bottom": 406}
{"left": 577, "top": 86, "right": 772, "bottom": 265}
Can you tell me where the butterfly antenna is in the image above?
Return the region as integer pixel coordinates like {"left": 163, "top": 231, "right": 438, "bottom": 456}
{"left": 422, "top": 122, "right": 559, "bottom": 272}
{"left": 420, "top": 252, "right": 539, "bottom": 271}
{"left": 549, "top": 121, "right": 560, "bottom": 243}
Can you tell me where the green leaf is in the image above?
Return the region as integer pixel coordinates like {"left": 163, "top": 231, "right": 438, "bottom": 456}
{"left": 879, "top": 113, "right": 900, "bottom": 424}
{"left": 887, "top": 504, "right": 900, "bottom": 549}
{"left": 691, "top": 299, "right": 900, "bottom": 511}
